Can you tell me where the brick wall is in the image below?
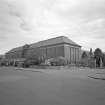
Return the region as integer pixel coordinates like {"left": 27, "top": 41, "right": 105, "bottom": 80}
{"left": 26, "top": 44, "right": 65, "bottom": 60}
{"left": 6, "top": 50, "right": 23, "bottom": 59}
{"left": 5, "top": 43, "right": 81, "bottom": 64}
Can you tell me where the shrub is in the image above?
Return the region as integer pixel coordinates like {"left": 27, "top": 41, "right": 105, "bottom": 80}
{"left": 88, "top": 59, "right": 96, "bottom": 68}
{"left": 23, "top": 60, "right": 30, "bottom": 68}
{"left": 23, "top": 57, "right": 43, "bottom": 67}
{"left": 40, "top": 59, "right": 51, "bottom": 66}
{"left": 80, "top": 58, "right": 96, "bottom": 68}
{"left": 80, "top": 58, "right": 88, "bottom": 67}
{"left": 81, "top": 51, "right": 88, "bottom": 59}
{"left": 48, "top": 56, "right": 67, "bottom": 66}
{"left": 0, "top": 59, "right": 8, "bottom": 66}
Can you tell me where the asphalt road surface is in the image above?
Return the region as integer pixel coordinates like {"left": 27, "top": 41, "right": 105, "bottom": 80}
{"left": 0, "top": 67, "right": 105, "bottom": 105}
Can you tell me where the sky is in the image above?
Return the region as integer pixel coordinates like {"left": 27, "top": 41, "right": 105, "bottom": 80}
{"left": 0, "top": 0, "right": 105, "bottom": 54}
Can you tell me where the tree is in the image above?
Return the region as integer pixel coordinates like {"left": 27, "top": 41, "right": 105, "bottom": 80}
{"left": 94, "top": 48, "right": 103, "bottom": 58}
{"left": 24, "top": 48, "right": 43, "bottom": 66}
{"left": 89, "top": 48, "right": 93, "bottom": 58}
{"left": 81, "top": 51, "right": 88, "bottom": 59}
{"left": 94, "top": 48, "right": 103, "bottom": 67}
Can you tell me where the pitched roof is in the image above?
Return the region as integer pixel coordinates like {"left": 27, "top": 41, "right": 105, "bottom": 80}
{"left": 7, "top": 44, "right": 30, "bottom": 53}
{"left": 7, "top": 46, "right": 23, "bottom": 53}
{"left": 8, "top": 36, "right": 81, "bottom": 53}
{"left": 30, "top": 36, "right": 81, "bottom": 48}
{"left": 0, "top": 55, "right": 5, "bottom": 58}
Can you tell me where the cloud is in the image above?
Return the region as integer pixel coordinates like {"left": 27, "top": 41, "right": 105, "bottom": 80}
{"left": 51, "top": 0, "right": 105, "bottom": 51}
{"left": 0, "top": 0, "right": 105, "bottom": 54}
{"left": 7, "top": 3, "right": 32, "bottom": 31}
{"left": 53, "top": 0, "right": 105, "bottom": 20}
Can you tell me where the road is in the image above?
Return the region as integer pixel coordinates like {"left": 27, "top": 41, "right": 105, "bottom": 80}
{"left": 0, "top": 67, "right": 105, "bottom": 105}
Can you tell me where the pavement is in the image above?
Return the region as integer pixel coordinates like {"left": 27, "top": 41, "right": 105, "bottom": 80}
{"left": 0, "top": 67, "right": 105, "bottom": 105}
{"left": 16, "top": 67, "right": 105, "bottom": 80}
{"left": 88, "top": 72, "right": 105, "bottom": 80}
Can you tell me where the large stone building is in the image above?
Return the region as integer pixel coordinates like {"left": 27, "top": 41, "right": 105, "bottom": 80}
{"left": 5, "top": 36, "right": 81, "bottom": 63}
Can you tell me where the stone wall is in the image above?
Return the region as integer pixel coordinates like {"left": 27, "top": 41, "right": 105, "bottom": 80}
{"left": 64, "top": 44, "right": 81, "bottom": 63}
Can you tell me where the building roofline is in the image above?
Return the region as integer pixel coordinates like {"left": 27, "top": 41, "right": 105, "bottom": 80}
{"left": 6, "top": 36, "right": 81, "bottom": 53}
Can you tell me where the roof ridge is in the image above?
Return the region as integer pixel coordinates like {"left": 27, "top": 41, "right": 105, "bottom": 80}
{"left": 36, "top": 36, "right": 65, "bottom": 42}
{"left": 30, "top": 36, "right": 65, "bottom": 46}
{"left": 8, "top": 36, "right": 81, "bottom": 53}
{"left": 62, "top": 36, "right": 81, "bottom": 46}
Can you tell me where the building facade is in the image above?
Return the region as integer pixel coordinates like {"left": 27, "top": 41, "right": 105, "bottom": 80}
{"left": 5, "top": 36, "right": 81, "bottom": 64}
